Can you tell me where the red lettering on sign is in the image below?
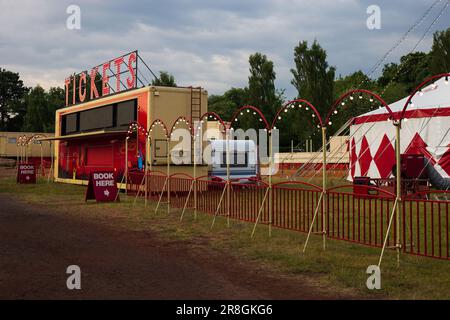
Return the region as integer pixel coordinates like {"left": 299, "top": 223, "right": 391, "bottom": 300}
{"left": 65, "top": 77, "right": 71, "bottom": 106}
{"left": 79, "top": 72, "right": 87, "bottom": 102}
{"left": 65, "top": 51, "right": 138, "bottom": 105}
{"left": 114, "top": 56, "right": 124, "bottom": 92}
{"left": 102, "top": 62, "right": 110, "bottom": 96}
{"left": 72, "top": 76, "right": 76, "bottom": 105}
{"left": 127, "top": 52, "right": 136, "bottom": 89}
{"left": 90, "top": 67, "right": 99, "bottom": 100}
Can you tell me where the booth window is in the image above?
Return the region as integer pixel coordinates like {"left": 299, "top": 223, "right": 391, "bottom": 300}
{"left": 61, "top": 98, "right": 137, "bottom": 135}
{"left": 79, "top": 105, "right": 114, "bottom": 131}
{"left": 8, "top": 137, "right": 17, "bottom": 144}
{"left": 116, "top": 100, "right": 137, "bottom": 128}
{"left": 64, "top": 113, "right": 79, "bottom": 134}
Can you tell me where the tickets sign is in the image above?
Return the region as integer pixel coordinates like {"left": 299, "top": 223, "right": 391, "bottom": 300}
{"left": 65, "top": 51, "right": 137, "bottom": 106}
{"left": 85, "top": 171, "right": 119, "bottom": 202}
{"left": 17, "top": 163, "right": 36, "bottom": 184}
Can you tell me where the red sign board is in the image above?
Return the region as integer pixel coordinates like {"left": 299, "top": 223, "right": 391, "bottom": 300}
{"left": 85, "top": 171, "right": 120, "bottom": 202}
{"left": 17, "top": 163, "right": 36, "bottom": 184}
{"left": 65, "top": 51, "right": 137, "bottom": 106}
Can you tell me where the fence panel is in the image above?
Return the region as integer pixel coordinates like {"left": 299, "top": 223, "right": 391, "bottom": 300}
{"left": 402, "top": 198, "right": 449, "bottom": 260}
{"left": 127, "top": 170, "right": 144, "bottom": 195}
{"left": 326, "top": 185, "right": 396, "bottom": 248}
{"left": 272, "top": 182, "right": 322, "bottom": 233}
{"left": 196, "top": 178, "right": 227, "bottom": 216}
{"left": 229, "top": 180, "right": 269, "bottom": 223}
{"left": 169, "top": 174, "right": 194, "bottom": 209}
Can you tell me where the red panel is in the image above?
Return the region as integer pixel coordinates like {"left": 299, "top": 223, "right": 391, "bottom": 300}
{"left": 350, "top": 137, "right": 357, "bottom": 178}
{"left": 358, "top": 136, "right": 372, "bottom": 177}
{"left": 86, "top": 145, "right": 113, "bottom": 167}
{"left": 352, "top": 106, "right": 450, "bottom": 124}
{"left": 374, "top": 134, "right": 395, "bottom": 178}
{"left": 405, "top": 133, "right": 436, "bottom": 165}
{"left": 438, "top": 144, "right": 450, "bottom": 175}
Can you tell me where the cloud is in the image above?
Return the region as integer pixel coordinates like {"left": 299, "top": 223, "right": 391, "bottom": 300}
{"left": 0, "top": 0, "right": 448, "bottom": 99}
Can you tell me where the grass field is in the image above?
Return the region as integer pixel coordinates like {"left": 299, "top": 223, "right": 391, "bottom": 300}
{"left": 1, "top": 167, "right": 449, "bottom": 299}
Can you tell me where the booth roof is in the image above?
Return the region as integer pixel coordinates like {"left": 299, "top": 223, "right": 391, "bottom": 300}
{"left": 38, "top": 129, "right": 128, "bottom": 141}
{"left": 353, "top": 76, "right": 450, "bottom": 124}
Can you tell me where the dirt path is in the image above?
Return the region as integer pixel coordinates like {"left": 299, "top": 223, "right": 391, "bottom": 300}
{"left": 0, "top": 194, "right": 349, "bottom": 299}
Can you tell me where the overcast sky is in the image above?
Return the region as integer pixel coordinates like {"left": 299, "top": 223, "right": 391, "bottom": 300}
{"left": 1, "top": 0, "right": 449, "bottom": 99}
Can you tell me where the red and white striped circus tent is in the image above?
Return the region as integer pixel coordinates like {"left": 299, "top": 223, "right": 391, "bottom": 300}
{"left": 349, "top": 76, "right": 450, "bottom": 180}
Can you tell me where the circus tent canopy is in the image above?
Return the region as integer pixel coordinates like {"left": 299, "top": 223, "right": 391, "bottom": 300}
{"left": 349, "top": 76, "right": 450, "bottom": 180}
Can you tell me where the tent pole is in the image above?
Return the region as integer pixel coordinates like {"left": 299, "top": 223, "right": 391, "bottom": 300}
{"left": 226, "top": 128, "right": 231, "bottom": 228}
{"left": 322, "top": 126, "right": 327, "bottom": 251}
{"left": 378, "top": 120, "right": 402, "bottom": 268}
{"left": 394, "top": 121, "right": 402, "bottom": 267}
{"left": 268, "top": 130, "right": 273, "bottom": 237}
{"left": 193, "top": 131, "right": 197, "bottom": 220}
{"left": 145, "top": 135, "right": 149, "bottom": 207}
{"left": 167, "top": 137, "right": 170, "bottom": 214}
{"left": 125, "top": 137, "right": 129, "bottom": 195}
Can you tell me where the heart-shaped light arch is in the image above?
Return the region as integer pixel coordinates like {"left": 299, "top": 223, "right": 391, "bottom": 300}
{"left": 399, "top": 72, "right": 450, "bottom": 121}
{"left": 326, "top": 89, "right": 394, "bottom": 126}
{"left": 228, "top": 105, "right": 271, "bottom": 131}
{"left": 271, "top": 99, "right": 324, "bottom": 130}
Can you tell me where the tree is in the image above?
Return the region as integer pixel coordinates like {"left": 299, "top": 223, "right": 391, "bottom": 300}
{"left": 430, "top": 28, "right": 450, "bottom": 74}
{"left": 247, "top": 53, "right": 283, "bottom": 123}
{"left": 208, "top": 87, "right": 248, "bottom": 121}
{"left": 397, "top": 52, "right": 431, "bottom": 92}
{"left": 0, "top": 68, "right": 29, "bottom": 130}
{"left": 377, "top": 63, "right": 399, "bottom": 88}
{"left": 290, "top": 41, "right": 335, "bottom": 148}
{"left": 44, "top": 87, "right": 65, "bottom": 131}
{"left": 152, "top": 71, "right": 177, "bottom": 87}
{"left": 330, "top": 71, "right": 378, "bottom": 134}
{"left": 291, "top": 40, "right": 335, "bottom": 118}
{"left": 378, "top": 52, "right": 431, "bottom": 94}
{"left": 22, "top": 86, "right": 48, "bottom": 132}
{"left": 22, "top": 86, "right": 64, "bottom": 132}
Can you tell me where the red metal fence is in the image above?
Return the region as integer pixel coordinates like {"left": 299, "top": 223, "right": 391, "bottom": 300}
{"left": 125, "top": 173, "right": 449, "bottom": 261}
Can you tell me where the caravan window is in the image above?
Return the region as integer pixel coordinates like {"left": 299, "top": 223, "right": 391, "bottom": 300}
{"left": 221, "top": 151, "right": 248, "bottom": 168}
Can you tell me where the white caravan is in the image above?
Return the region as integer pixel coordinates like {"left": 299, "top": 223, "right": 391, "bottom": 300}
{"left": 207, "top": 140, "right": 259, "bottom": 182}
